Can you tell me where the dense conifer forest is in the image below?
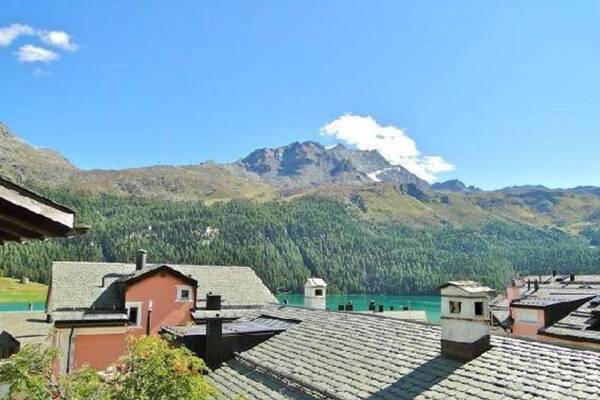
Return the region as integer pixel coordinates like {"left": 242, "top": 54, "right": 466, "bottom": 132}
{"left": 0, "top": 191, "right": 598, "bottom": 294}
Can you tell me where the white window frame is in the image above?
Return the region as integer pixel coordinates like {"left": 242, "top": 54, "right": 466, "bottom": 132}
{"left": 176, "top": 285, "right": 193, "bottom": 302}
{"left": 125, "top": 301, "right": 142, "bottom": 327}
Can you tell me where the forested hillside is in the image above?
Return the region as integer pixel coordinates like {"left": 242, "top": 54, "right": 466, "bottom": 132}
{"left": 0, "top": 190, "right": 598, "bottom": 294}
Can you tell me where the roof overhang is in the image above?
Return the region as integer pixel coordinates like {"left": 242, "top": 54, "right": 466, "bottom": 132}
{"left": 121, "top": 265, "right": 198, "bottom": 287}
{"left": 0, "top": 177, "right": 89, "bottom": 243}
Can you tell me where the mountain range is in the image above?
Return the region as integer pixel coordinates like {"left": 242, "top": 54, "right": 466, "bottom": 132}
{"left": 2, "top": 122, "right": 600, "bottom": 235}
{"left": 1, "top": 121, "right": 599, "bottom": 293}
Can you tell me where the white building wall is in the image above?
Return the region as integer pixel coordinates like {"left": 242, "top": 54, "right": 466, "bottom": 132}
{"left": 440, "top": 286, "right": 491, "bottom": 344}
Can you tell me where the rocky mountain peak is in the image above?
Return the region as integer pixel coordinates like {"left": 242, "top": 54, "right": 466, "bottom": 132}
{"left": 432, "top": 179, "right": 482, "bottom": 193}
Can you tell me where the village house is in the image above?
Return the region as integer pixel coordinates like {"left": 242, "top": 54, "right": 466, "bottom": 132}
{"left": 491, "top": 272, "right": 600, "bottom": 349}
{"left": 202, "top": 280, "right": 600, "bottom": 400}
{"left": 45, "top": 250, "right": 278, "bottom": 372}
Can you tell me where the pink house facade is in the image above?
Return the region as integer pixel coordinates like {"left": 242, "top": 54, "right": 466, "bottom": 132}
{"left": 46, "top": 254, "right": 277, "bottom": 372}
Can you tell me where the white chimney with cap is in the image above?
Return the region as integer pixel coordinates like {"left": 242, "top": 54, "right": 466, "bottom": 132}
{"left": 439, "top": 281, "right": 494, "bottom": 361}
{"left": 304, "top": 277, "right": 327, "bottom": 310}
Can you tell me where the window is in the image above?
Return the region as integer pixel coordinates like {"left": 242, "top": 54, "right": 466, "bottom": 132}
{"left": 125, "top": 302, "right": 142, "bottom": 327}
{"left": 516, "top": 309, "right": 538, "bottom": 323}
{"left": 449, "top": 301, "right": 461, "bottom": 314}
{"left": 177, "top": 285, "right": 193, "bottom": 302}
{"left": 475, "top": 301, "right": 484, "bottom": 316}
{"left": 315, "top": 289, "right": 323, "bottom": 296}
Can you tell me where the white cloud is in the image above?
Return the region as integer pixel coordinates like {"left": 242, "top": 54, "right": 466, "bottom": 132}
{"left": 15, "top": 44, "right": 59, "bottom": 63}
{"left": 320, "top": 114, "right": 454, "bottom": 182}
{"left": 39, "top": 30, "right": 77, "bottom": 51}
{"left": 0, "top": 23, "right": 34, "bottom": 46}
{"left": 0, "top": 23, "right": 77, "bottom": 68}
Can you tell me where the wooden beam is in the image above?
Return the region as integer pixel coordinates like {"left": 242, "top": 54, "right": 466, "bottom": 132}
{"left": 0, "top": 218, "right": 45, "bottom": 240}
{"left": 0, "top": 200, "right": 69, "bottom": 238}
{"left": 0, "top": 181, "right": 74, "bottom": 228}
{"left": 0, "top": 229, "right": 21, "bottom": 243}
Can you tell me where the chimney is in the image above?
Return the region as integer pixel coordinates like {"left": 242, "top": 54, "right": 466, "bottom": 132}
{"left": 206, "top": 293, "right": 221, "bottom": 310}
{"left": 368, "top": 300, "right": 376, "bottom": 312}
{"left": 439, "top": 281, "right": 493, "bottom": 361}
{"left": 205, "top": 293, "right": 223, "bottom": 368}
{"left": 527, "top": 280, "right": 531, "bottom": 291}
{"left": 303, "top": 277, "right": 327, "bottom": 310}
{"left": 552, "top": 270, "right": 557, "bottom": 277}
{"left": 534, "top": 280, "right": 539, "bottom": 291}
{"left": 570, "top": 274, "right": 575, "bottom": 282}
{"left": 135, "top": 249, "right": 147, "bottom": 271}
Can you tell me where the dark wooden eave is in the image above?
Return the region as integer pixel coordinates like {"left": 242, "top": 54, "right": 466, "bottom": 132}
{"left": 0, "top": 176, "right": 88, "bottom": 243}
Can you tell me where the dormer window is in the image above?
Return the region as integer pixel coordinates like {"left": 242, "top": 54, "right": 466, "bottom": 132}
{"left": 177, "top": 285, "right": 193, "bottom": 302}
{"left": 449, "top": 301, "right": 461, "bottom": 314}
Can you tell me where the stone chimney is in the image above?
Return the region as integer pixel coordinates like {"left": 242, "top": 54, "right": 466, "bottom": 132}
{"left": 135, "top": 249, "right": 147, "bottom": 271}
{"left": 205, "top": 293, "right": 223, "bottom": 368}
{"left": 304, "top": 277, "right": 327, "bottom": 310}
{"left": 439, "top": 281, "right": 494, "bottom": 361}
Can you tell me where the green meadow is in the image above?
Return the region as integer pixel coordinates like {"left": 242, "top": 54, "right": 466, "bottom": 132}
{"left": 0, "top": 277, "right": 48, "bottom": 303}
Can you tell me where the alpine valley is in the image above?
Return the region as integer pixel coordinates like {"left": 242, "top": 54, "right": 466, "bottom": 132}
{"left": 1, "top": 122, "right": 599, "bottom": 293}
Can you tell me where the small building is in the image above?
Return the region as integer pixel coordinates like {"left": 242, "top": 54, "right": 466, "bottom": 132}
{"left": 439, "top": 281, "right": 494, "bottom": 360}
{"left": 303, "top": 277, "right": 327, "bottom": 310}
{"left": 45, "top": 251, "right": 278, "bottom": 372}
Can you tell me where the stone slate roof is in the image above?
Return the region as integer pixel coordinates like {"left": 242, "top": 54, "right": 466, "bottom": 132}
{"left": 542, "top": 297, "right": 600, "bottom": 343}
{"left": 439, "top": 281, "right": 494, "bottom": 294}
{"left": 209, "top": 305, "right": 600, "bottom": 400}
{"left": 305, "top": 278, "right": 327, "bottom": 287}
{"left": 165, "top": 316, "right": 297, "bottom": 337}
{"left": 0, "top": 312, "right": 52, "bottom": 346}
{"left": 511, "top": 286, "right": 598, "bottom": 308}
{"left": 48, "top": 262, "right": 277, "bottom": 320}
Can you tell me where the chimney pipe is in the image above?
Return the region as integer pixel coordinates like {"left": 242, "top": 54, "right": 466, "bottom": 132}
{"left": 205, "top": 293, "right": 223, "bottom": 368}
{"left": 206, "top": 293, "right": 221, "bottom": 311}
{"left": 552, "top": 270, "right": 557, "bottom": 277}
{"left": 570, "top": 274, "right": 575, "bottom": 282}
{"left": 534, "top": 280, "right": 539, "bottom": 291}
{"left": 527, "top": 280, "right": 531, "bottom": 290}
{"left": 135, "top": 249, "right": 147, "bottom": 271}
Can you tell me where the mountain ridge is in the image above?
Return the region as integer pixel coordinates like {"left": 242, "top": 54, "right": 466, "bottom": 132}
{"left": 2, "top": 122, "right": 600, "bottom": 235}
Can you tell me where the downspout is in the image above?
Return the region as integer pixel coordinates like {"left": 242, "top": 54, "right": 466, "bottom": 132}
{"left": 66, "top": 327, "right": 75, "bottom": 373}
{"left": 146, "top": 300, "right": 153, "bottom": 335}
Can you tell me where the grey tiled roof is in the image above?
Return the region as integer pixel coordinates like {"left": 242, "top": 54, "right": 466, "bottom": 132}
{"left": 165, "top": 316, "right": 297, "bottom": 337}
{"left": 542, "top": 298, "right": 600, "bottom": 343}
{"left": 209, "top": 306, "right": 600, "bottom": 400}
{"left": 48, "top": 262, "right": 278, "bottom": 319}
{"left": 52, "top": 311, "right": 129, "bottom": 323}
{"left": 0, "top": 312, "right": 52, "bottom": 346}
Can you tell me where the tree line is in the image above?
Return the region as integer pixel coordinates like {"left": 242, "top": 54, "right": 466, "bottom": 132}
{"left": 0, "top": 190, "right": 598, "bottom": 294}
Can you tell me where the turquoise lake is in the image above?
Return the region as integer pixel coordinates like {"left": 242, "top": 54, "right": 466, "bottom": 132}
{"left": 276, "top": 294, "right": 441, "bottom": 323}
{"left": 0, "top": 302, "right": 45, "bottom": 312}
{"left": 0, "top": 296, "right": 442, "bottom": 323}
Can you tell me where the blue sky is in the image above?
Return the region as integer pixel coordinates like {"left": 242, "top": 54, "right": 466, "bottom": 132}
{"left": 1, "top": 1, "right": 598, "bottom": 189}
